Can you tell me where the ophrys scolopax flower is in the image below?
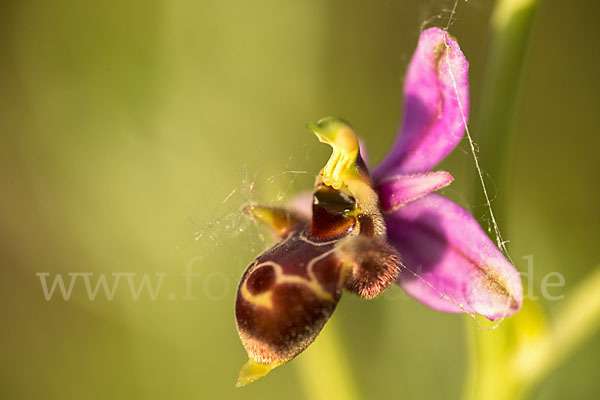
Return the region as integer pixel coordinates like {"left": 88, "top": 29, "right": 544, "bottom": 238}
{"left": 234, "top": 27, "right": 523, "bottom": 387}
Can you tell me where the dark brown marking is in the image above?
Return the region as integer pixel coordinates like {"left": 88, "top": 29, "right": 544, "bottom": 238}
{"left": 246, "top": 265, "right": 276, "bottom": 295}
{"left": 312, "top": 254, "right": 344, "bottom": 297}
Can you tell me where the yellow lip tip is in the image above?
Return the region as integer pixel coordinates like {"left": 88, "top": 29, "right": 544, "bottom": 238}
{"left": 235, "top": 358, "right": 279, "bottom": 388}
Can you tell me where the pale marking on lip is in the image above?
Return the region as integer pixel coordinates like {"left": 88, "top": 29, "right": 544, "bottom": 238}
{"left": 240, "top": 249, "right": 339, "bottom": 308}
{"left": 298, "top": 231, "right": 339, "bottom": 246}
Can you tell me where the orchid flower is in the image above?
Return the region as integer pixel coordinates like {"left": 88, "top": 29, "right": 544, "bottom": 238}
{"left": 234, "top": 27, "right": 523, "bottom": 387}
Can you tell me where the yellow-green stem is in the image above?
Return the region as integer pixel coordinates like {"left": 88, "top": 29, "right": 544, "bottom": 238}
{"left": 465, "top": 0, "right": 540, "bottom": 399}
{"left": 295, "top": 319, "right": 361, "bottom": 400}
{"left": 472, "top": 0, "right": 538, "bottom": 230}
{"left": 524, "top": 265, "right": 600, "bottom": 384}
{"left": 464, "top": 265, "right": 600, "bottom": 400}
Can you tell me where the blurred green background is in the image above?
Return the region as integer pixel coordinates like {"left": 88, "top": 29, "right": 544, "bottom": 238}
{"left": 1, "top": 0, "right": 599, "bottom": 399}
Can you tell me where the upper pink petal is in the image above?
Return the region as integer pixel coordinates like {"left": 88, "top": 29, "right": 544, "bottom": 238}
{"left": 374, "top": 27, "right": 470, "bottom": 179}
{"left": 385, "top": 194, "right": 522, "bottom": 321}
{"left": 377, "top": 171, "right": 453, "bottom": 213}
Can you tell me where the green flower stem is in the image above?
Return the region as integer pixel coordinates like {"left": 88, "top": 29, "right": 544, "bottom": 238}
{"left": 295, "top": 319, "right": 361, "bottom": 400}
{"left": 472, "top": 0, "right": 539, "bottom": 228}
{"left": 524, "top": 264, "right": 600, "bottom": 384}
{"left": 463, "top": 316, "right": 522, "bottom": 400}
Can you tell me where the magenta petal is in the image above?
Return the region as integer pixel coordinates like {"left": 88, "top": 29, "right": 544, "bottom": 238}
{"left": 378, "top": 171, "right": 453, "bottom": 213}
{"left": 385, "top": 194, "right": 522, "bottom": 320}
{"left": 374, "top": 28, "right": 470, "bottom": 179}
